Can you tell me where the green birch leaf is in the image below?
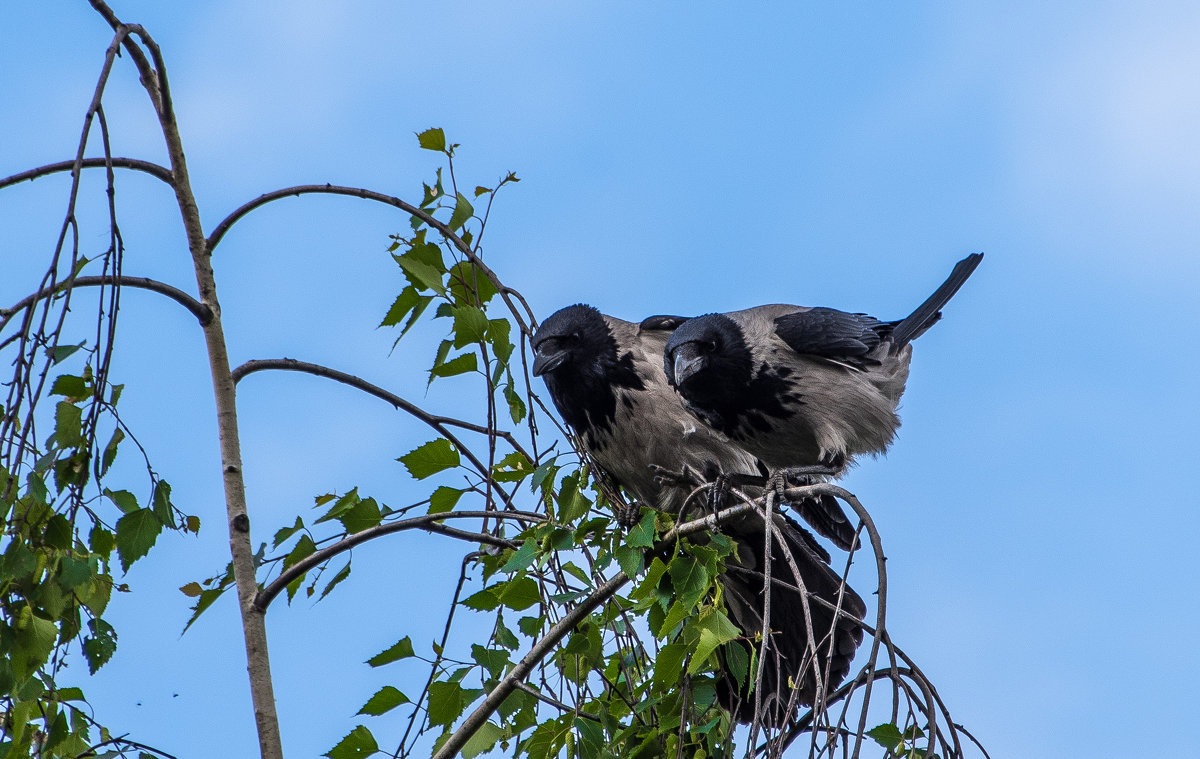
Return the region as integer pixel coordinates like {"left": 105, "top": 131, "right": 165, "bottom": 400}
{"left": 50, "top": 342, "right": 84, "bottom": 364}
{"left": 397, "top": 256, "right": 446, "bottom": 295}
{"left": 451, "top": 304, "right": 489, "bottom": 348}
{"left": 471, "top": 644, "right": 510, "bottom": 678}
{"left": 866, "top": 723, "right": 905, "bottom": 751}
{"left": 614, "top": 545, "right": 644, "bottom": 578}
{"left": 50, "top": 374, "right": 86, "bottom": 399}
{"left": 380, "top": 286, "right": 421, "bottom": 327}
{"left": 449, "top": 192, "right": 474, "bottom": 231}
{"left": 152, "top": 479, "right": 176, "bottom": 528}
{"left": 338, "top": 498, "right": 381, "bottom": 533}
{"left": 461, "top": 587, "right": 500, "bottom": 611}
{"left": 429, "top": 351, "right": 477, "bottom": 379}
{"left": 399, "top": 439, "right": 460, "bottom": 479}
{"left": 324, "top": 725, "right": 379, "bottom": 759}
{"left": 367, "top": 636, "right": 415, "bottom": 667}
{"left": 54, "top": 401, "right": 83, "bottom": 448}
{"left": 82, "top": 619, "right": 117, "bottom": 674}
{"left": 104, "top": 488, "right": 139, "bottom": 515}
{"left": 283, "top": 534, "right": 317, "bottom": 602}
{"left": 183, "top": 585, "right": 229, "bottom": 633}
{"left": 687, "top": 608, "right": 740, "bottom": 674}
{"left": 318, "top": 560, "right": 352, "bottom": 601}
{"left": 273, "top": 516, "right": 305, "bottom": 547}
{"left": 357, "top": 685, "right": 409, "bottom": 716}
{"left": 57, "top": 556, "right": 92, "bottom": 591}
{"left": 115, "top": 508, "right": 161, "bottom": 572}
{"left": 652, "top": 642, "right": 689, "bottom": 690}
{"left": 100, "top": 426, "right": 124, "bottom": 475}
{"left": 427, "top": 680, "right": 468, "bottom": 727}
{"left": 625, "top": 510, "right": 657, "bottom": 548}
{"left": 498, "top": 576, "right": 541, "bottom": 611}
{"left": 428, "top": 486, "right": 464, "bottom": 514}
{"left": 447, "top": 261, "right": 498, "bottom": 305}
{"left": 462, "top": 722, "right": 505, "bottom": 759}
{"left": 669, "top": 555, "right": 709, "bottom": 610}
{"left": 500, "top": 539, "right": 539, "bottom": 573}
{"left": 504, "top": 381, "right": 526, "bottom": 424}
{"left": 417, "top": 127, "right": 446, "bottom": 152}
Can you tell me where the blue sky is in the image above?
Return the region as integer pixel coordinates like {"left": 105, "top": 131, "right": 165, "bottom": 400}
{"left": 2, "top": 1, "right": 1198, "bottom": 757}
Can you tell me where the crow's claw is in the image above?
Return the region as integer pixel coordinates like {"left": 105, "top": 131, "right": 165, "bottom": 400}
{"left": 764, "top": 466, "right": 858, "bottom": 552}
{"left": 649, "top": 463, "right": 703, "bottom": 488}
{"left": 612, "top": 500, "right": 642, "bottom": 529}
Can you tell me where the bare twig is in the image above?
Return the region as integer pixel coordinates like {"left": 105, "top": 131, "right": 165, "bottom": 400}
{"left": 254, "top": 510, "right": 543, "bottom": 610}
{"left": 0, "top": 275, "right": 211, "bottom": 331}
{"left": 512, "top": 681, "right": 602, "bottom": 723}
{"left": 0, "top": 157, "right": 173, "bottom": 190}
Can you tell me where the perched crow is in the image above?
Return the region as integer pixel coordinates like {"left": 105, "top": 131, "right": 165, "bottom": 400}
{"left": 532, "top": 304, "right": 865, "bottom": 725}
{"left": 663, "top": 253, "right": 983, "bottom": 476}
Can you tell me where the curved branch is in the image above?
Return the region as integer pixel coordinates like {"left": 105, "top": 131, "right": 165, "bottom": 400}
{"left": 205, "top": 184, "right": 532, "bottom": 335}
{"left": 0, "top": 157, "right": 173, "bottom": 191}
{"left": 232, "top": 358, "right": 525, "bottom": 450}
{"left": 253, "top": 510, "right": 544, "bottom": 611}
{"left": 231, "top": 358, "right": 527, "bottom": 493}
{"left": 0, "top": 275, "right": 211, "bottom": 330}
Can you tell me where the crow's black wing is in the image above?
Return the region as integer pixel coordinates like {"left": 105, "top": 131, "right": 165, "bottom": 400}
{"left": 772, "top": 307, "right": 891, "bottom": 360}
{"left": 639, "top": 314, "right": 692, "bottom": 332}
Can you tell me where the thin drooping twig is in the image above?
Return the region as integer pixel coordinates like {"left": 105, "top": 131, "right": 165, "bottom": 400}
{"left": 395, "top": 554, "right": 476, "bottom": 759}
{"left": 779, "top": 483, "right": 887, "bottom": 759}
{"left": 203, "top": 183, "right": 532, "bottom": 336}
{"left": 253, "top": 510, "right": 544, "bottom": 610}
{"left": 0, "top": 22, "right": 128, "bottom": 481}
{"left": 84, "top": 3, "right": 285, "bottom": 757}
{"left": 0, "top": 157, "right": 173, "bottom": 190}
{"left": 0, "top": 275, "right": 212, "bottom": 332}
{"left": 512, "top": 681, "right": 602, "bottom": 722}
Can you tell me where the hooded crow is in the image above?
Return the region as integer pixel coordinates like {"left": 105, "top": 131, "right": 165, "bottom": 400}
{"left": 532, "top": 304, "right": 866, "bottom": 725}
{"left": 663, "top": 253, "right": 983, "bottom": 475}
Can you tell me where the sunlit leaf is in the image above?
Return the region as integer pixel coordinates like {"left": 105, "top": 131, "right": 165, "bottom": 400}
{"left": 357, "top": 685, "right": 409, "bottom": 716}
{"left": 82, "top": 619, "right": 117, "bottom": 674}
{"left": 449, "top": 192, "right": 474, "bottom": 231}
{"left": 324, "top": 725, "right": 379, "bottom": 759}
{"left": 462, "top": 721, "right": 505, "bottom": 759}
{"left": 398, "top": 439, "right": 460, "bottom": 479}
{"left": 115, "top": 508, "right": 162, "bottom": 572}
{"left": 367, "top": 636, "right": 415, "bottom": 667}
{"left": 429, "top": 486, "right": 464, "bottom": 514}
{"left": 416, "top": 127, "right": 446, "bottom": 152}
{"left": 54, "top": 401, "right": 83, "bottom": 448}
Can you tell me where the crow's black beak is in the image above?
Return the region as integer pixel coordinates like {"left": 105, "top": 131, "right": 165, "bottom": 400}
{"left": 670, "top": 343, "right": 707, "bottom": 385}
{"left": 532, "top": 347, "right": 568, "bottom": 376}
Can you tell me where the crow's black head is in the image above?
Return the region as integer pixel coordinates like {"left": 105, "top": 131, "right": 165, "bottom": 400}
{"left": 663, "top": 313, "right": 751, "bottom": 397}
{"left": 532, "top": 304, "right": 609, "bottom": 377}
{"left": 532, "top": 304, "right": 644, "bottom": 436}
